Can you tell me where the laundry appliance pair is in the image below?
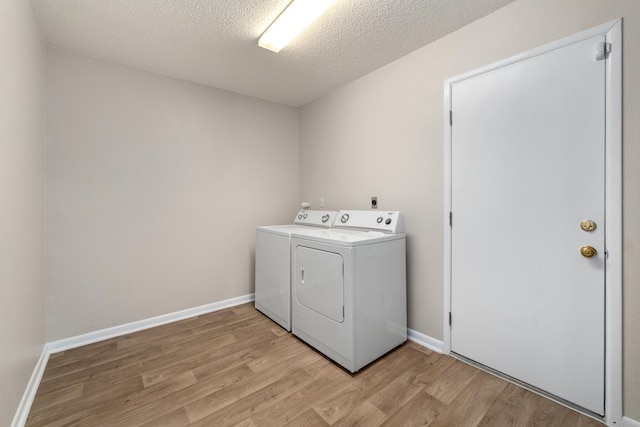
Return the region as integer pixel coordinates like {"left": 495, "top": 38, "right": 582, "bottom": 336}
{"left": 255, "top": 209, "right": 406, "bottom": 372}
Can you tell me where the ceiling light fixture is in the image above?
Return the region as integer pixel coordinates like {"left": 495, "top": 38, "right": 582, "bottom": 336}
{"left": 258, "top": 0, "right": 338, "bottom": 53}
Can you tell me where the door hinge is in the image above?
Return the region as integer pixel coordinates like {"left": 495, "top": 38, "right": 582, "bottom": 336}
{"left": 449, "top": 312, "right": 452, "bottom": 326}
{"left": 449, "top": 211, "right": 453, "bottom": 227}
{"left": 595, "top": 41, "right": 611, "bottom": 61}
{"left": 449, "top": 110, "right": 453, "bottom": 126}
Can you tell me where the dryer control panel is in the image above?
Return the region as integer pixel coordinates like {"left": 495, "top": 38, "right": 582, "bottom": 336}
{"left": 293, "top": 210, "right": 338, "bottom": 228}
{"left": 334, "top": 210, "right": 405, "bottom": 234}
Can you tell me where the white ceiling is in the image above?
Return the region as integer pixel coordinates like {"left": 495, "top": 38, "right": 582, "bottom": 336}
{"left": 29, "top": 0, "right": 515, "bottom": 106}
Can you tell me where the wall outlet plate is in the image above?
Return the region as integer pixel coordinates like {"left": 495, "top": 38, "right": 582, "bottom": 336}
{"left": 371, "top": 196, "right": 378, "bottom": 209}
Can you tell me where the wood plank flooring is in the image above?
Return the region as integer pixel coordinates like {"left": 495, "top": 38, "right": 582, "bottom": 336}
{"left": 27, "top": 303, "right": 603, "bottom": 426}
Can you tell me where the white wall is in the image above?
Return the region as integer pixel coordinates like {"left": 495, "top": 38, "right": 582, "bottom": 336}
{"left": 0, "top": 0, "right": 45, "bottom": 424}
{"left": 299, "top": 0, "right": 640, "bottom": 420}
{"left": 46, "top": 49, "right": 299, "bottom": 341}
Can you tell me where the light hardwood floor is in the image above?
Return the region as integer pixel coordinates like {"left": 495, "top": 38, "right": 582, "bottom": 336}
{"left": 27, "top": 303, "right": 603, "bottom": 426}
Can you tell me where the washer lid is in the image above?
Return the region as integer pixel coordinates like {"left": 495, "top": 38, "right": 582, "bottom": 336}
{"left": 256, "top": 224, "right": 314, "bottom": 237}
{"left": 257, "top": 210, "right": 338, "bottom": 235}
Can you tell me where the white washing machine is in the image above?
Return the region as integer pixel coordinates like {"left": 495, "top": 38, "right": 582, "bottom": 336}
{"left": 290, "top": 210, "right": 406, "bottom": 372}
{"left": 255, "top": 210, "right": 337, "bottom": 331}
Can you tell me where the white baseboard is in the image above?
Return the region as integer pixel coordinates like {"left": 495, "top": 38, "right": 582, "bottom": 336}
{"left": 11, "top": 349, "right": 50, "bottom": 427}
{"left": 623, "top": 416, "right": 640, "bottom": 427}
{"left": 12, "top": 293, "right": 254, "bottom": 427}
{"left": 46, "top": 293, "right": 254, "bottom": 353}
{"left": 407, "top": 328, "right": 444, "bottom": 353}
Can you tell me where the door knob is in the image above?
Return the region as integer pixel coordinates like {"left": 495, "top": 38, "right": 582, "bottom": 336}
{"left": 580, "top": 246, "right": 597, "bottom": 258}
{"left": 580, "top": 219, "right": 597, "bottom": 232}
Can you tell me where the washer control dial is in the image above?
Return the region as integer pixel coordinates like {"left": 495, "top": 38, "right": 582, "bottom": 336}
{"left": 322, "top": 214, "right": 329, "bottom": 223}
{"left": 341, "top": 213, "right": 350, "bottom": 223}
{"left": 376, "top": 216, "right": 383, "bottom": 224}
{"left": 385, "top": 218, "right": 392, "bottom": 225}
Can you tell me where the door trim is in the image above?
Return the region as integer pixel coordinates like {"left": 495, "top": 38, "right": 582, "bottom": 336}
{"left": 442, "top": 19, "right": 622, "bottom": 425}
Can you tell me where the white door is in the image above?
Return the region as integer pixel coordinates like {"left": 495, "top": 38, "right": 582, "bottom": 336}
{"left": 294, "top": 246, "right": 344, "bottom": 323}
{"left": 450, "top": 34, "right": 606, "bottom": 415}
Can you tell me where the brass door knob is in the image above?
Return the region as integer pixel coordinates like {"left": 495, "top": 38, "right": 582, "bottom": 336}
{"left": 580, "top": 220, "right": 597, "bottom": 232}
{"left": 580, "top": 246, "right": 597, "bottom": 258}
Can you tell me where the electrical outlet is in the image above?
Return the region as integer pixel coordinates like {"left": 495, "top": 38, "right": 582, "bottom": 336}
{"left": 371, "top": 196, "right": 378, "bottom": 209}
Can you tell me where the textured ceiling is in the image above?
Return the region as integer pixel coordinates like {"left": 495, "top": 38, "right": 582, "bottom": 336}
{"left": 29, "top": 0, "right": 515, "bottom": 106}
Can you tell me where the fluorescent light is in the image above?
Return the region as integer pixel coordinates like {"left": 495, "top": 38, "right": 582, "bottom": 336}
{"left": 259, "top": 0, "right": 338, "bottom": 53}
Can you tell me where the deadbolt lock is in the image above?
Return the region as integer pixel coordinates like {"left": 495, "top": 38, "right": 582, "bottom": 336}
{"left": 580, "top": 246, "right": 597, "bottom": 258}
{"left": 580, "top": 219, "right": 597, "bottom": 232}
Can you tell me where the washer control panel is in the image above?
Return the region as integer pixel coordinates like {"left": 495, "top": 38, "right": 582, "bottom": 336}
{"left": 334, "top": 210, "right": 405, "bottom": 234}
{"left": 293, "top": 210, "right": 338, "bottom": 228}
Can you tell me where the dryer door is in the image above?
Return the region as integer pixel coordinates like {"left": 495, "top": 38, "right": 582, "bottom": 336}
{"left": 295, "top": 246, "right": 344, "bottom": 323}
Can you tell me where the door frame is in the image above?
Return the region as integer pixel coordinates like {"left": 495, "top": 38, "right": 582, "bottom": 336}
{"left": 443, "top": 19, "right": 622, "bottom": 425}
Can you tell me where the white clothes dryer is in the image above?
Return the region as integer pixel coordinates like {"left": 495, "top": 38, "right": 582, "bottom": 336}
{"left": 290, "top": 210, "right": 407, "bottom": 372}
{"left": 255, "top": 210, "right": 337, "bottom": 331}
